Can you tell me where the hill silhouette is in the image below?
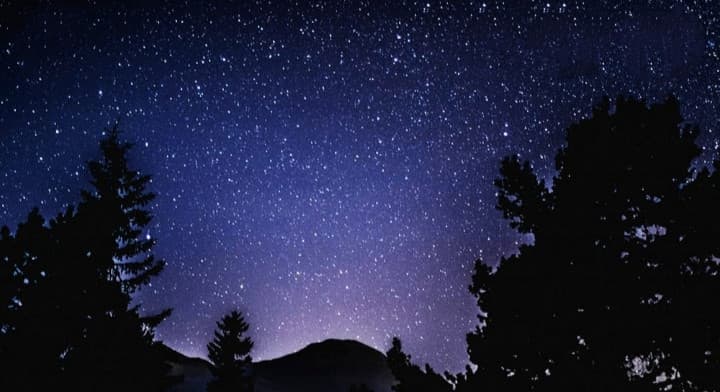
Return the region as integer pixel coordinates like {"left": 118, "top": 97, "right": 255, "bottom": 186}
{"left": 164, "top": 339, "right": 395, "bottom": 392}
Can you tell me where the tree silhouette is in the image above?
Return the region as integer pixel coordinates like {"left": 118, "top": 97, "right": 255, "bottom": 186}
{"left": 63, "top": 124, "right": 172, "bottom": 391}
{"left": 207, "top": 310, "right": 254, "bottom": 392}
{"left": 467, "top": 96, "right": 720, "bottom": 391}
{"left": 386, "top": 337, "right": 452, "bottom": 392}
{"left": 80, "top": 123, "right": 166, "bottom": 294}
{"left": 0, "top": 225, "right": 13, "bottom": 329}
{"left": 0, "top": 208, "right": 68, "bottom": 390}
{"left": 0, "top": 125, "right": 173, "bottom": 391}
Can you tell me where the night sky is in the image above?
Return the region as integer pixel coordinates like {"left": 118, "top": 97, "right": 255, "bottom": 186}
{"left": 1, "top": 0, "right": 719, "bottom": 372}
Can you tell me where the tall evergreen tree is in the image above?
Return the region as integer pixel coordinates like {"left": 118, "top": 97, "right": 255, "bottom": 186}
{"left": 207, "top": 310, "right": 254, "bottom": 392}
{"left": 466, "top": 96, "right": 720, "bottom": 391}
{"left": 62, "top": 124, "right": 172, "bottom": 391}
{"left": 80, "top": 123, "right": 165, "bottom": 294}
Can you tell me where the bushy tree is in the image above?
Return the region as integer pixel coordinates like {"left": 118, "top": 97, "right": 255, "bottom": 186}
{"left": 0, "top": 209, "right": 68, "bottom": 390}
{"left": 207, "top": 310, "right": 254, "bottom": 392}
{"left": 386, "top": 337, "right": 453, "bottom": 392}
{"left": 467, "top": 97, "right": 720, "bottom": 391}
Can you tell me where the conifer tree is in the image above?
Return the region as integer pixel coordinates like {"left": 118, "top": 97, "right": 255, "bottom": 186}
{"left": 0, "top": 125, "right": 173, "bottom": 391}
{"left": 80, "top": 123, "right": 165, "bottom": 294}
{"left": 63, "top": 124, "right": 172, "bottom": 391}
{"left": 207, "top": 310, "right": 254, "bottom": 392}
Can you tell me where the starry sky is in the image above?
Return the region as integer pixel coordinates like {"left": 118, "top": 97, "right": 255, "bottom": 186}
{"left": 1, "top": 0, "right": 719, "bottom": 372}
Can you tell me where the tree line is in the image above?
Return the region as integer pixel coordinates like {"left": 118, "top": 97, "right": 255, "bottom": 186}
{"left": 2, "top": 96, "right": 719, "bottom": 392}
{"left": 387, "top": 96, "right": 720, "bottom": 392}
{"left": 0, "top": 125, "right": 173, "bottom": 391}
{"left": 0, "top": 125, "right": 253, "bottom": 391}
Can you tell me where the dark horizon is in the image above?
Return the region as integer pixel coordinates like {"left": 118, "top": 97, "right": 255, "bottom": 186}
{"left": 2, "top": 1, "right": 720, "bottom": 375}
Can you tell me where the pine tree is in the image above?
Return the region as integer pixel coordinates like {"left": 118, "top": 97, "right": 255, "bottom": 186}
{"left": 80, "top": 123, "right": 165, "bottom": 294}
{"left": 62, "top": 124, "right": 172, "bottom": 391}
{"left": 207, "top": 310, "right": 254, "bottom": 392}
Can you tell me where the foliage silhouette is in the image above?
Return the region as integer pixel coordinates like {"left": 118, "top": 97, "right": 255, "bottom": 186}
{"left": 207, "top": 310, "right": 254, "bottom": 392}
{"left": 0, "top": 124, "right": 173, "bottom": 391}
{"left": 466, "top": 96, "right": 720, "bottom": 391}
{"left": 0, "top": 208, "right": 67, "bottom": 390}
{"left": 386, "top": 337, "right": 453, "bottom": 392}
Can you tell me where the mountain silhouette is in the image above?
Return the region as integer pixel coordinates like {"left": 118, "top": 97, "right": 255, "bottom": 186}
{"left": 164, "top": 339, "right": 395, "bottom": 392}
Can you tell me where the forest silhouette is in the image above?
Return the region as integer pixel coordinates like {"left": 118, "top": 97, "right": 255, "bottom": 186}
{"left": 388, "top": 96, "right": 720, "bottom": 392}
{"left": 0, "top": 125, "right": 172, "bottom": 390}
{"left": 2, "top": 96, "right": 720, "bottom": 391}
